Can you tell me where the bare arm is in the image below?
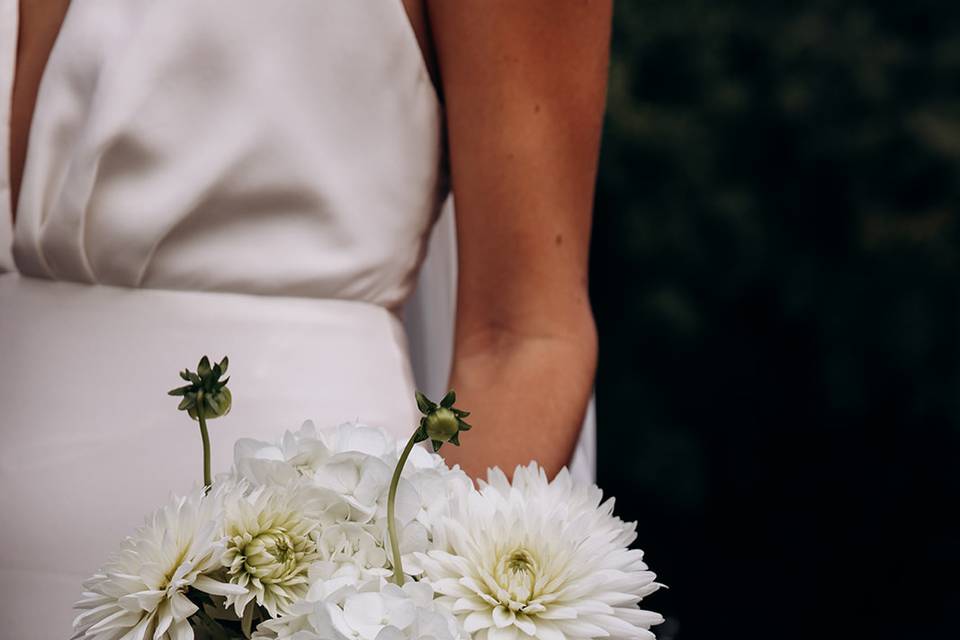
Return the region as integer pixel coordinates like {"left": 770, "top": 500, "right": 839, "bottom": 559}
{"left": 426, "top": 0, "right": 611, "bottom": 478}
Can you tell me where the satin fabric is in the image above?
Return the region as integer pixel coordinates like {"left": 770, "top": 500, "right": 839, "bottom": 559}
{"left": 0, "top": 2, "right": 594, "bottom": 638}
{"left": 0, "top": 278, "right": 421, "bottom": 639}
{"left": 10, "top": 1, "right": 444, "bottom": 306}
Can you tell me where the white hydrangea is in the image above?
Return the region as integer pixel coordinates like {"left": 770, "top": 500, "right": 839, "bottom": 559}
{"left": 233, "top": 420, "right": 333, "bottom": 486}
{"left": 253, "top": 577, "right": 463, "bottom": 640}
{"left": 232, "top": 421, "right": 470, "bottom": 581}
{"left": 72, "top": 484, "right": 245, "bottom": 640}
{"left": 418, "top": 463, "right": 664, "bottom": 640}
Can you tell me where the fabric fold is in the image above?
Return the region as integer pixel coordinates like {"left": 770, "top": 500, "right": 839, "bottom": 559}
{"left": 0, "top": 0, "right": 18, "bottom": 272}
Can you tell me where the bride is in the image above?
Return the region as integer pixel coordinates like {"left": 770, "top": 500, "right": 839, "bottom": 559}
{"left": 0, "top": 1, "right": 612, "bottom": 637}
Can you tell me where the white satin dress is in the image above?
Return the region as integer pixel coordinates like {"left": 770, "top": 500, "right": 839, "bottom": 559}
{"left": 0, "top": 2, "right": 595, "bottom": 638}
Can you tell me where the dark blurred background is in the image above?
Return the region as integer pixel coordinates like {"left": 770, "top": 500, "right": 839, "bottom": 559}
{"left": 591, "top": 2, "right": 960, "bottom": 638}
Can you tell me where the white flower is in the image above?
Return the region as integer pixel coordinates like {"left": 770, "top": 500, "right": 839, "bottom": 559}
{"left": 235, "top": 422, "right": 415, "bottom": 523}
{"left": 254, "top": 578, "right": 462, "bottom": 640}
{"left": 331, "top": 582, "right": 462, "bottom": 640}
{"left": 400, "top": 449, "right": 472, "bottom": 538}
{"left": 315, "top": 522, "right": 390, "bottom": 577}
{"left": 234, "top": 421, "right": 333, "bottom": 485}
{"left": 320, "top": 422, "right": 395, "bottom": 458}
{"left": 418, "top": 463, "right": 664, "bottom": 640}
{"left": 229, "top": 419, "right": 477, "bottom": 613}
{"left": 312, "top": 448, "right": 395, "bottom": 521}
{"left": 231, "top": 422, "right": 471, "bottom": 579}
{"left": 222, "top": 484, "right": 322, "bottom": 617}
{"left": 72, "top": 485, "right": 244, "bottom": 640}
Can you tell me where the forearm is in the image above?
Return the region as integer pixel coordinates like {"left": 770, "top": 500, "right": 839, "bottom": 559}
{"left": 442, "top": 311, "right": 597, "bottom": 479}
{"left": 425, "top": 0, "right": 609, "bottom": 480}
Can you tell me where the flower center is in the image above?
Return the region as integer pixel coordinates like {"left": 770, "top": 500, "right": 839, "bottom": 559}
{"left": 243, "top": 528, "right": 303, "bottom": 582}
{"left": 494, "top": 548, "right": 540, "bottom": 607}
{"left": 294, "top": 463, "right": 313, "bottom": 477}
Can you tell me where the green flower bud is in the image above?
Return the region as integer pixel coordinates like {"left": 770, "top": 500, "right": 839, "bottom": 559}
{"left": 414, "top": 390, "right": 472, "bottom": 452}
{"left": 168, "top": 355, "right": 232, "bottom": 420}
{"left": 424, "top": 407, "right": 459, "bottom": 443}
{"left": 169, "top": 355, "right": 232, "bottom": 491}
{"left": 388, "top": 389, "right": 475, "bottom": 586}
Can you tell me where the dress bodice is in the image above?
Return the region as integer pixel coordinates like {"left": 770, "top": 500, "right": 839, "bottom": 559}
{"left": 2, "top": 0, "right": 445, "bottom": 310}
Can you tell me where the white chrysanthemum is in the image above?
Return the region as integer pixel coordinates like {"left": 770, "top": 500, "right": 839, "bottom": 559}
{"left": 72, "top": 485, "right": 245, "bottom": 640}
{"left": 222, "top": 484, "right": 321, "bottom": 618}
{"left": 418, "top": 463, "right": 664, "bottom": 640}
{"left": 253, "top": 577, "right": 462, "bottom": 640}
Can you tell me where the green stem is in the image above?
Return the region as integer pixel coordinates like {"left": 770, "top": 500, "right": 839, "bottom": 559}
{"left": 388, "top": 431, "right": 419, "bottom": 586}
{"left": 197, "top": 399, "right": 212, "bottom": 492}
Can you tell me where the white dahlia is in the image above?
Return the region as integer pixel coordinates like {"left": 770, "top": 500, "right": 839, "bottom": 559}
{"left": 418, "top": 464, "right": 664, "bottom": 640}
{"left": 72, "top": 485, "right": 244, "bottom": 640}
{"left": 222, "top": 484, "right": 321, "bottom": 617}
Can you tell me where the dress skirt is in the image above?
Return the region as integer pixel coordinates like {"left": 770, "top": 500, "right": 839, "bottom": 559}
{"left": 0, "top": 274, "right": 420, "bottom": 638}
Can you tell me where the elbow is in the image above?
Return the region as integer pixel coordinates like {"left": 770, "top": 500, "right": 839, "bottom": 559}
{"left": 455, "top": 300, "right": 598, "bottom": 388}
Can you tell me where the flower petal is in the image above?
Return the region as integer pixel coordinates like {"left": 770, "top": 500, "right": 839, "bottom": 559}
{"left": 464, "top": 610, "right": 494, "bottom": 633}
{"left": 492, "top": 606, "right": 516, "bottom": 628}
{"left": 194, "top": 574, "right": 247, "bottom": 596}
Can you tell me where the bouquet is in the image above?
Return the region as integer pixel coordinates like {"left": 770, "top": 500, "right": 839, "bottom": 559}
{"left": 71, "top": 356, "right": 663, "bottom": 640}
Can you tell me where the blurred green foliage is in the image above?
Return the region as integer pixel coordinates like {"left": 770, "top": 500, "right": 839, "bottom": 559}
{"left": 592, "top": 2, "right": 960, "bottom": 638}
